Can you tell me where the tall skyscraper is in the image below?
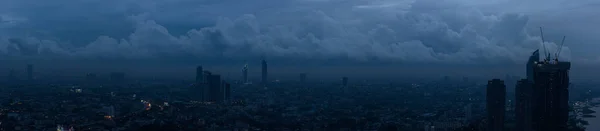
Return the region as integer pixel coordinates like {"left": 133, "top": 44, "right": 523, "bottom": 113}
{"left": 27, "top": 64, "right": 33, "bottom": 81}
{"left": 196, "top": 66, "right": 203, "bottom": 84}
{"left": 261, "top": 59, "right": 268, "bottom": 87}
{"left": 242, "top": 64, "right": 248, "bottom": 83}
{"left": 342, "top": 77, "right": 348, "bottom": 87}
{"left": 531, "top": 59, "right": 570, "bottom": 131}
{"left": 515, "top": 79, "right": 533, "bottom": 131}
{"left": 201, "top": 71, "right": 213, "bottom": 101}
{"left": 526, "top": 50, "right": 539, "bottom": 82}
{"left": 207, "top": 74, "right": 222, "bottom": 102}
{"left": 223, "top": 82, "right": 231, "bottom": 101}
{"left": 487, "top": 79, "right": 506, "bottom": 131}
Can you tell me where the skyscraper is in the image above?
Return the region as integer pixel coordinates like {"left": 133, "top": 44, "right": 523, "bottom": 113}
{"left": 261, "top": 59, "right": 268, "bottom": 87}
{"left": 342, "top": 77, "right": 348, "bottom": 87}
{"left": 515, "top": 79, "right": 533, "bottom": 131}
{"left": 194, "top": 66, "right": 205, "bottom": 101}
{"left": 27, "top": 64, "right": 33, "bottom": 81}
{"left": 201, "top": 71, "right": 213, "bottom": 101}
{"left": 223, "top": 82, "right": 231, "bottom": 101}
{"left": 242, "top": 64, "right": 248, "bottom": 84}
{"left": 526, "top": 50, "right": 539, "bottom": 82}
{"left": 487, "top": 79, "right": 506, "bottom": 131}
{"left": 531, "top": 60, "right": 570, "bottom": 131}
{"left": 196, "top": 66, "right": 203, "bottom": 84}
{"left": 207, "top": 74, "right": 222, "bottom": 102}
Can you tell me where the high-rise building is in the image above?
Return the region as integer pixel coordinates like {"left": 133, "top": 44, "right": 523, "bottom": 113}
{"left": 526, "top": 50, "right": 539, "bottom": 82}
{"left": 342, "top": 77, "right": 348, "bottom": 87}
{"left": 27, "top": 64, "right": 33, "bottom": 81}
{"left": 487, "top": 79, "right": 506, "bottom": 131}
{"left": 515, "top": 79, "right": 533, "bottom": 131}
{"left": 531, "top": 59, "right": 570, "bottom": 131}
{"left": 261, "top": 59, "right": 268, "bottom": 87}
{"left": 223, "top": 82, "right": 231, "bottom": 101}
{"left": 207, "top": 74, "right": 222, "bottom": 102}
{"left": 201, "top": 71, "right": 212, "bottom": 101}
{"left": 196, "top": 66, "right": 203, "bottom": 84}
{"left": 242, "top": 64, "right": 248, "bottom": 83}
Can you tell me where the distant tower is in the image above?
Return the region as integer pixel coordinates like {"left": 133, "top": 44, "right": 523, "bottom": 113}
{"left": 487, "top": 79, "right": 506, "bottom": 131}
{"left": 207, "top": 74, "right": 222, "bottom": 102}
{"left": 242, "top": 64, "right": 248, "bottom": 83}
{"left": 27, "top": 64, "right": 33, "bottom": 81}
{"left": 261, "top": 59, "right": 268, "bottom": 87}
{"left": 224, "top": 82, "right": 231, "bottom": 101}
{"left": 526, "top": 50, "right": 539, "bottom": 82}
{"left": 342, "top": 77, "right": 348, "bottom": 87}
{"left": 196, "top": 66, "right": 203, "bottom": 84}
{"left": 201, "top": 71, "right": 213, "bottom": 101}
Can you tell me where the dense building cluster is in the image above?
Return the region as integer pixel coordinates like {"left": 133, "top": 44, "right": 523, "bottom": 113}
{"left": 0, "top": 51, "right": 596, "bottom": 131}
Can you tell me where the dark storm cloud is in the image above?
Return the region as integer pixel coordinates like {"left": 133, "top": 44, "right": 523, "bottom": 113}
{"left": 0, "top": 0, "right": 598, "bottom": 64}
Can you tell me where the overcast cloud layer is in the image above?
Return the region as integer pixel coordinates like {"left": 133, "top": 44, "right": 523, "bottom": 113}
{"left": 0, "top": 0, "right": 598, "bottom": 65}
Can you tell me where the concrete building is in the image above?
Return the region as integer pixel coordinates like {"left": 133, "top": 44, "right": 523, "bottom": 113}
{"left": 487, "top": 79, "right": 506, "bottom": 131}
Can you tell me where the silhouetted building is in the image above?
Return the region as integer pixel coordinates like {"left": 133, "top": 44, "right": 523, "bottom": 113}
{"left": 27, "top": 64, "right": 33, "bottom": 81}
{"left": 531, "top": 60, "right": 570, "bottom": 131}
{"left": 487, "top": 79, "right": 506, "bottom": 131}
{"left": 515, "top": 79, "right": 533, "bottom": 131}
{"left": 194, "top": 66, "right": 205, "bottom": 101}
{"left": 342, "top": 77, "right": 348, "bottom": 87}
{"left": 222, "top": 81, "right": 231, "bottom": 101}
{"left": 109, "top": 72, "right": 125, "bottom": 84}
{"left": 242, "top": 64, "right": 248, "bottom": 84}
{"left": 526, "top": 50, "right": 539, "bottom": 82}
{"left": 261, "top": 59, "right": 268, "bottom": 87}
{"left": 196, "top": 66, "right": 203, "bottom": 84}
{"left": 207, "top": 74, "right": 222, "bottom": 102}
{"left": 198, "top": 71, "right": 213, "bottom": 101}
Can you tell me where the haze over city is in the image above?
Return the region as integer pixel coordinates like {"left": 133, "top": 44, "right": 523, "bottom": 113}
{"left": 0, "top": 0, "right": 599, "bottom": 130}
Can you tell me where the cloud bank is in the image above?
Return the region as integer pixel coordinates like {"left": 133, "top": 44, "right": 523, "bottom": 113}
{"left": 0, "top": 0, "right": 597, "bottom": 64}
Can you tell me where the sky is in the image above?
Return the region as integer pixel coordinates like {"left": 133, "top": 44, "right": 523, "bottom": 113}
{"left": 0, "top": 0, "right": 599, "bottom": 80}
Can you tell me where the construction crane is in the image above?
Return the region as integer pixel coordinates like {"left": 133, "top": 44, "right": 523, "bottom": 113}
{"left": 539, "top": 27, "right": 567, "bottom": 64}
{"left": 539, "top": 27, "right": 551, "bottom": 62}
{"left": 555, "top": 36, "right": 566, "bottom": 62}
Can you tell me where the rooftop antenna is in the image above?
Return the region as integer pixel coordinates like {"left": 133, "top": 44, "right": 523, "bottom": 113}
{"left": 555, "top": 36, "right": 566, "bottom": 61}
{"left": 539, "top": 27, "right": 550, "bottom": 61}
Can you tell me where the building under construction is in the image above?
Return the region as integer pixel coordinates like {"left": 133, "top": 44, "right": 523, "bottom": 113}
{"left": 516, "top": 27, "right": 571, "bottom": 131}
